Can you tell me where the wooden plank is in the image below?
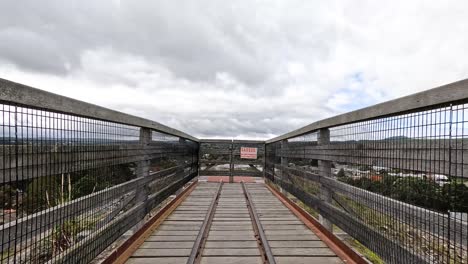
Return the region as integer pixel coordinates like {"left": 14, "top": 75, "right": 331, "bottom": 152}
{"left": 265, "top": 230, "right": 315, "bottom": 236}
{"left": 126, "top": 257, "right": 188, "bottom": 264}
{"left": 158, "top": 225, "right": 203, "bottom": 231}
{"left": 272, "top": 248, "right": 336, "bottom": 256}
{"left": 153, "top": 230, "right": 200, "bottom": 236}
{"left": 0, "top": 78, "right": 198, "bottom": 141}
{"left": 260, "top": 220, "right": 304, "bottom": 225}
{"left": 210, "top": 226, "right": 253, "bottom": 231}
{"left": 200, "top": 257, "right": 263, "bottom": 264}
{"left": 162, "top": 221, "right": 204, "bottom": 225}
{"left": 266, "top": 235, "right": 320, "bottom": 241}
{"left": 206, "top": 236, "right": 257, "bottom": 242}
{"left": 209, "top": 230, "right": 255, "bottom": 236}
{"left": 146, "top": 235, "right": 198, "bottom": 241}
{"left": 133, "top": 248, "right": 192, "bottom": 257}
{"left": 274, "top": 256, "right": 343, "bottom": 264}
{"left": 204, "top": 241, "right": 259, "bottom": 248}
{"left": 269, "top": 241, "right": 327, "bottom": 248}
{"left": 279, "top": 143, "right": 468, "bottom": 177}
{"left": 203, "top": 248, "right": 260, "bottom": 256}
{"left": 139, "top": 241, "right": 194, "bottom": 248}
{"left": 263, "top": 225, "right": 308, "bottom": 230}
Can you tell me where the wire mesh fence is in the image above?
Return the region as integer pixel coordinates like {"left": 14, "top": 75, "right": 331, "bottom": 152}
{"left": 0, "top": 103, "right": 198, "bottom": 263}
{"left": 266, "top": 102, "right": 468, "bottom": 263}
{"left": 199, "top": 140, "right": 264, "bottom": 177}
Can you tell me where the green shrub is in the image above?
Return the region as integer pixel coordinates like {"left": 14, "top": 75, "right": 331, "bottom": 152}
{"left": 0, "top": 184, "right": 16, "bottom": 209}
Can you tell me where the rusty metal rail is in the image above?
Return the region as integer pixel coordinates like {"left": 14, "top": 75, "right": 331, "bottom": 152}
{"left": 187, "top": 182, "right": 223, "bottom": 264}
{"left": 241, "top": 182, "right": 276, "bottom": 264}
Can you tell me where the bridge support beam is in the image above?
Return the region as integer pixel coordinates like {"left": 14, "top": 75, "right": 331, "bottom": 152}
{"left": 318, "top": 128, "right": 333, "bottom": 231}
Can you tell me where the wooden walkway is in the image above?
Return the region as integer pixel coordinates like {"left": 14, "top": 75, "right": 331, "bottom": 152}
{"left": 125, "top": 182, "right": 344, "bottom": 264}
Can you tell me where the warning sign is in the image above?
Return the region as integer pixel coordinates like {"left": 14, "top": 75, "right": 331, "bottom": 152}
{"left": 240, "top": 147, "right": 257, "bottom": 159}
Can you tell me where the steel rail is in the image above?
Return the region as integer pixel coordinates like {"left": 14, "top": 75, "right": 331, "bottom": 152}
{"left": 241, "top": 182, "right": 276, "bottom": 264}
{"left": 187, "top": 182, "right": 223, "bottom": 264}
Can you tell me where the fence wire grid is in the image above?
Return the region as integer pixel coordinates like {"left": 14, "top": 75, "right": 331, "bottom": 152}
{"left": 0, "top": 103, "right": 198, "bottom": 263}
{"left": 266, "top": 102, "right": 468, "bottom": 264}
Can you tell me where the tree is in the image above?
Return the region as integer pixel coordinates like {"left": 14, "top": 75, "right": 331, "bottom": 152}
{"left": 444, "top": 182, "right": 468, "bottom": 212}
{"left": 391, "top": 178, "right": 447, "bottom": 212}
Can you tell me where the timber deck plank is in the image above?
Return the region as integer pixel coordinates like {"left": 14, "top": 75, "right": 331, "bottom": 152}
{"left": 125, "top": 182, "right": 344, "bottom": 264}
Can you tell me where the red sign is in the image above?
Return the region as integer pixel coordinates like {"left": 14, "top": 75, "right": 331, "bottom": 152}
{"left": 240, "top": 147, "right": 257, "bottom": 159}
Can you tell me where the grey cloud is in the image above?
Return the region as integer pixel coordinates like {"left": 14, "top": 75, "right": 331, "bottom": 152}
{"left": 0, "top": 0, "right": 287, "bottom": 86}
{"left": 0, "top": 28, "right": 70, "bottom": 74}
{"left": 2, "top": 1, "right": 468, "bottom": 139}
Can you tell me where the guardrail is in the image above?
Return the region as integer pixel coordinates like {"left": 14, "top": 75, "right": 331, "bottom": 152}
{"left": 265, "top": 79, "right": 468, "bottom": 264}
{"left": 2, "top": 76, "right": 468, "bottom": 264}
{"left": 0, "top": 78, "right": 199, "bottom": 263}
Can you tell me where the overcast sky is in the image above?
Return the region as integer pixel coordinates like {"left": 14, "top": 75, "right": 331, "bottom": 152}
{"left": 1, "top": 1, "right": 467, "bottom": 139}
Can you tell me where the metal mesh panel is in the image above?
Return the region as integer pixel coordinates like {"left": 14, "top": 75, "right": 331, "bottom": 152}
{"left": 0, "top": 103, "right": 198, "bottom": 263}
{"left": 199, "top": 141, "right": 264, "bottom": 177}
{"left": 266, "top": 103, "right": 468, "bottom": 263}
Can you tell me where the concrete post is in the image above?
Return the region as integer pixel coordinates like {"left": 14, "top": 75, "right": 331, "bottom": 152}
{"left": 318, "top": 128, "right": 333, "bottom": 231}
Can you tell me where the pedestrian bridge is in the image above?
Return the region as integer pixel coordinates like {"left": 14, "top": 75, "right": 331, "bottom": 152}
{"left": 0, "top": 78, "right": 467, "bottom": 264}
{"left": 123, "top": 182, "right": 346, "bottom": 264}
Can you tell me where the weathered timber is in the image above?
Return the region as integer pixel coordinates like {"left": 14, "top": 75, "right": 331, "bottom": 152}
{"left": 0, "top": 78, "right": 198, "bottom": 141}
{"left": 267, "top": 78, "right": 468, "bottom": 143}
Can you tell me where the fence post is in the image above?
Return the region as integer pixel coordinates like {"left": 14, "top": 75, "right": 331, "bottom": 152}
{"left": 318, "top": 128, "right": 333, "bottom": 231}
{"left": 136, "top": 127, "right": 151, "bottom": 206}
{"left": 280, "top": 139, "right": 288, "bottom": 194}
{"left": 229, "top": 140, "right": 234, "bottom": 183}
{"left": 263, "top": 143, "right": 267, "bottom": 180}
{"left": 197, "top": 142, "right": 202, "bottom": 177}
{"left": 179, "top": 137, "right": 187, "bottom": 171}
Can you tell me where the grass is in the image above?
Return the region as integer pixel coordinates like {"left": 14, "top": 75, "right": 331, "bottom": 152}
{"left": 334, "top": 193, "right": 467, "bottom": 264}
{"left": 6, "top": 214, "right": 104, "bottom": 263}
{"left": 291, "top": 180, "right": 382, "bottom": 263}
{"left": 348, "top": 238, "right": 385, "bottom": 264}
